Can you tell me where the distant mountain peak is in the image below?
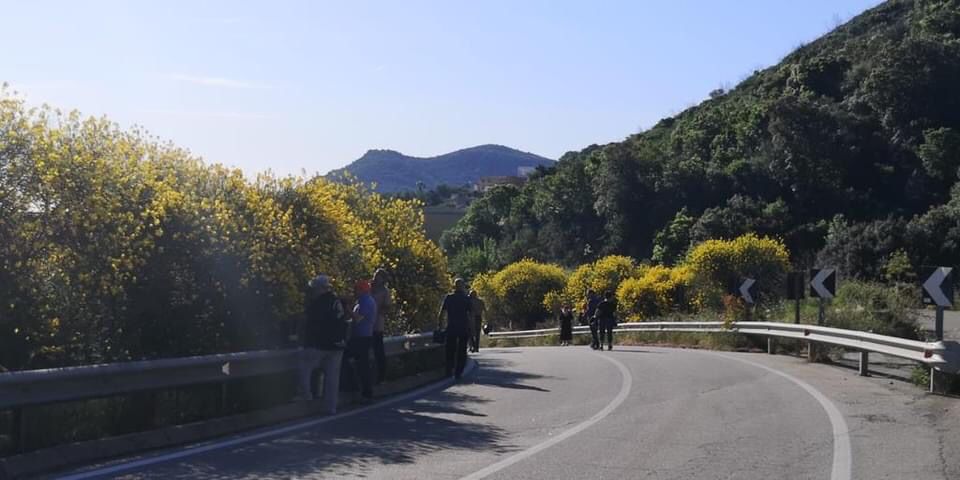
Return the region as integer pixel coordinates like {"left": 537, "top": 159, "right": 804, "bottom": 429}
{"left": 328, "top": 145, "right": 554, "bottom": 192}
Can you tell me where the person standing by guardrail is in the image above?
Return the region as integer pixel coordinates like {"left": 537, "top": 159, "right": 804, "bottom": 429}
{"left": 584, "top": 290, "right": 601, "bottom": 349}
{"left": 438, "top": 278, "right": 473, "bottom": 380}
{"left": 296, "top": 274, "right": 349, "bottom": 414}
{"left": 347, "top": 280, "right": 377, "bottom": 401}
{"left": 371, "top": 268, "right": 392, "bottom": 384}
{"left": 559, "top": 303, "right": 574, "bottom": 346}
{"left": 469, "top": 289, "right": 486, "bottom": 353}
{"left": 595, "top": 291, "right": 617, "bottom": 351}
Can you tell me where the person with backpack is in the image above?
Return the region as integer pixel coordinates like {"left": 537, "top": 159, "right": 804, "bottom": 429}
{"left": 595, "top": 290, "right": 618, "bottom": 351}
{"left": 296, "top": 274, "right": 349, "bottom": 414}
{"left": 437, "top": 278, "right": 472, "bottom": 379}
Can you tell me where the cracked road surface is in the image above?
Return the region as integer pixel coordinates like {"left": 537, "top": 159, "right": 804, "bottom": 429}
{"left": 62, "top": 346, "right": 960, "bottom": 479}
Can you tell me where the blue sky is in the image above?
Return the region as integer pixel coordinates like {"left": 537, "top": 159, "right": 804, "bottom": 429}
{"left": 2, "top": 0, "right": 882, "bottom": 178}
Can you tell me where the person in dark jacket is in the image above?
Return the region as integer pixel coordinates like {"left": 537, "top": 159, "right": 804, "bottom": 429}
{"left": 559, "top": 303, "right": 574, "bottom": 346}
{"left": 468, "top": 289, "right": 486, "bottom": 353}
{"left": 438, "top": 278, "right": 472, "bottom": 379}
{"left": 585, "top": 290, "right": 601, "bottom": 349}
{"left": 297, "top": 274, "right": 348, "bottom": 414}
{"left": 595, "top": 291, "right": 618, "bottom": 351}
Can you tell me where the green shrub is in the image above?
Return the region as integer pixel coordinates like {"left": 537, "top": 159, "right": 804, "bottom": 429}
{"left": 827, "top": 281, "right": 920, "bottom": 338}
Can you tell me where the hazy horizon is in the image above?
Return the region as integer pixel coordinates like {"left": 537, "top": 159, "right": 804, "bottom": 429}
{"left": 2, "top": 0, "right": 882, "bottom": 177}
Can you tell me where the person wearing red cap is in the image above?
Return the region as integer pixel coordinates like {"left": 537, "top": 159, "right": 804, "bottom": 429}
{"left": 345, "top": 279, "right": 377, "bottom": 401}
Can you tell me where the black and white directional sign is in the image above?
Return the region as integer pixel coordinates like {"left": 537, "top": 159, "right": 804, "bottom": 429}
{"left": 809, "top": 268, "right": 836, "bottom": 299}
{"left": 739, "top": 278, "right": 756, "bottom": 304}
{"left": 922, "top": 266, "right": 953, "bottom": 308}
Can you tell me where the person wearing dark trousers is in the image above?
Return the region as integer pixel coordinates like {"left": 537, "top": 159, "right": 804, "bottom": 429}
{"left": 595, "top": 290, "right": 618, "bottom": 351}
{"left": 468, "top": 289, "right": 485, "bottom": 353}
{"left": 559, "top": 303, "right": 574, "bottom": 346}
{"left": 438, "top": 278, "right": 472, "bottom": 379}
{"left": 370, "top": 268, "right": 392, "bottom": 384}
{"left": 584, "top": 290, "right": 601, "bottom": 349}
{"left": 346, "top": 280, "right": 377, "bottom": 401}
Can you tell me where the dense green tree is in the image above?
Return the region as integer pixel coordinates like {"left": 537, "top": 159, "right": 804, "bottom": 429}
{"left": 445, "top": 0, "right": 960, "bottom": 281}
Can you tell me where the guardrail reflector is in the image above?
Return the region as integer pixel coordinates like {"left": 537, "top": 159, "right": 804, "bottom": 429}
{"left": 924, "top": 350, "right": 933, "bottom": 359}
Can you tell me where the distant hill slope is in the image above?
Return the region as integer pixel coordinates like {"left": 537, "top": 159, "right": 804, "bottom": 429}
{"left": 327, "top": 144, "right": 554, "bottom": 192}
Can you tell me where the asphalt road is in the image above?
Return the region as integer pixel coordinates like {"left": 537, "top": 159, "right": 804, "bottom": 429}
{"left": 59, "top": 346, "right": 960, "bottom": 480}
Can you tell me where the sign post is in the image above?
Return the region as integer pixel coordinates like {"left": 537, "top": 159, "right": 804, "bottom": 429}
{"left": 921, "top": 266, "right": 953, "bottom": 393}
{"left": 739, "top": 278, "right": 756, "bottom": 321}
{"left": 786, "top": 271, "right": 804, "bottom": 324}
{"left": 808, "top": 268, "right": 836, "bottom": 362}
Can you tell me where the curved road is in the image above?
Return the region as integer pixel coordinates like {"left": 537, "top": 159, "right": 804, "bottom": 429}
{"left": 61, "top": 346, "right": 959, "bottom": 479}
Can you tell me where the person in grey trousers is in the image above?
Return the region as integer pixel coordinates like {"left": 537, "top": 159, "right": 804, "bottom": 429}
{"left": 296, "top": 274, "right": 349, "bottom": 414}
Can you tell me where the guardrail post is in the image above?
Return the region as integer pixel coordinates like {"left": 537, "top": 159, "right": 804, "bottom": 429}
{"left": 766, "top": 337, "right": 775, "bottom": 355}
{"left": 806, "top": 341, "right": 819, "bottom": 363}
{"left": 930, "top": 368, "right": 950, "bottom": 394}
{"left": 219, "top": 382, "right": 229, "bottom": 415}
{"left": 858, "top": 351, "right": 869, "bottom": 376}
{"left": 12, "top": 407, "right": 25, "bottom": 453}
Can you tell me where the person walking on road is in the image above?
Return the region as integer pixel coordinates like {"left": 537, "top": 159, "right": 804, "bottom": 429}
{"left": 296, "top": 274, "right": 348, "bottom": 414}
{"left": 438, "top": 278, "right": 473, "bottom": 379}
{"left": 370, "top": 268, "right": 392, "bottom": 384}
{"left": 595, "top": 291, "right": 618, "bottom": 351}
{"left": 469, "top": 289, "right": 486, "bottom": 353}
{"left": 559, "top": 303, "right": 574, "bottom": 346}
{"left": 346, "top": 280, "right": 377, "bottom": 401}
{"left": 584, "top": 290, "right": 601, "bottom": 349}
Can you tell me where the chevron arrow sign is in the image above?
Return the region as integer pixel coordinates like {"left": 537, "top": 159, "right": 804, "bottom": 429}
{"left": 739, "top": 278, "right": 756, "bottom": 304}
{"left": 922, "top": 266, "right": 953, "bottom": 308}
{"left": 809, "top": 268, "right": 836, "bottom": 299}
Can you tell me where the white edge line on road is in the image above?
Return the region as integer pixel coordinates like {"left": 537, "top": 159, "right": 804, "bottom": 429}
{"left": 715, "top": 353, "right": 852, "bottom": 480}
{"left": 459, "top": 352, "right": 633, "bottom": 480}
{"left": 56, "top": 360, "right": 478, "bottom": 480}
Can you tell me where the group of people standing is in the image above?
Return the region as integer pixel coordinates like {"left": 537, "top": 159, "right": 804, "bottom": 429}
{"left": 296, "top": 268, "right": 392, "bottom": 414}
{"left": 556, "top": 289, "right": 618, "bottom": 350}
{"left": 297, "top": 272, "right": 487, "bottom": 414}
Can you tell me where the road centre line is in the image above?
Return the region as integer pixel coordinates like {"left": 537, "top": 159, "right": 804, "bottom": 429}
{"left": 459, "top": 352, "right": 633, "bottom": 480}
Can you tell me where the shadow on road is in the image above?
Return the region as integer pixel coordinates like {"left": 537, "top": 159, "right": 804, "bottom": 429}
{"left": 470, "top": 357, "right": 556, "bottom": 392}
{"left": 119, "top": 357, "right": 560, "bottom": 479}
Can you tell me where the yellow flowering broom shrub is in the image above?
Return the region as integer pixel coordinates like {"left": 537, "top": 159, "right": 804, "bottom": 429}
{"left": 616, "top": 265, "right": 693, "bottom": 321}
{"left": 0, "top": 89, "right": 448, "bottom": 370}
{"left": 472, "top": 259, "right": 566, "bottom": 330}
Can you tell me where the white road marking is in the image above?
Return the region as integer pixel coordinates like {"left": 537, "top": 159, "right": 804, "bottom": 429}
{"left": 56, "top": 361, "right": 478, "bottom": 480}
{"left": 459, "top": 352, "right": 633, "bottom": 480}
{"left": 715, "top": 353, "right": 852, "bottom": 480}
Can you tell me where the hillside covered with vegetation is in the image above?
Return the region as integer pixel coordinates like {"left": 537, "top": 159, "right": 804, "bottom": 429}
{"left": 443, "top": 0, "right": 960, "bottom": 280}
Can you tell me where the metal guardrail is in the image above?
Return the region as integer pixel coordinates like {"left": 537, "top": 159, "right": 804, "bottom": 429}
{"left": 488, "top": 321, "right": 959, "bottom": 373}
{"left": 0, "top": 332, "right": 440, "bottom": 411}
